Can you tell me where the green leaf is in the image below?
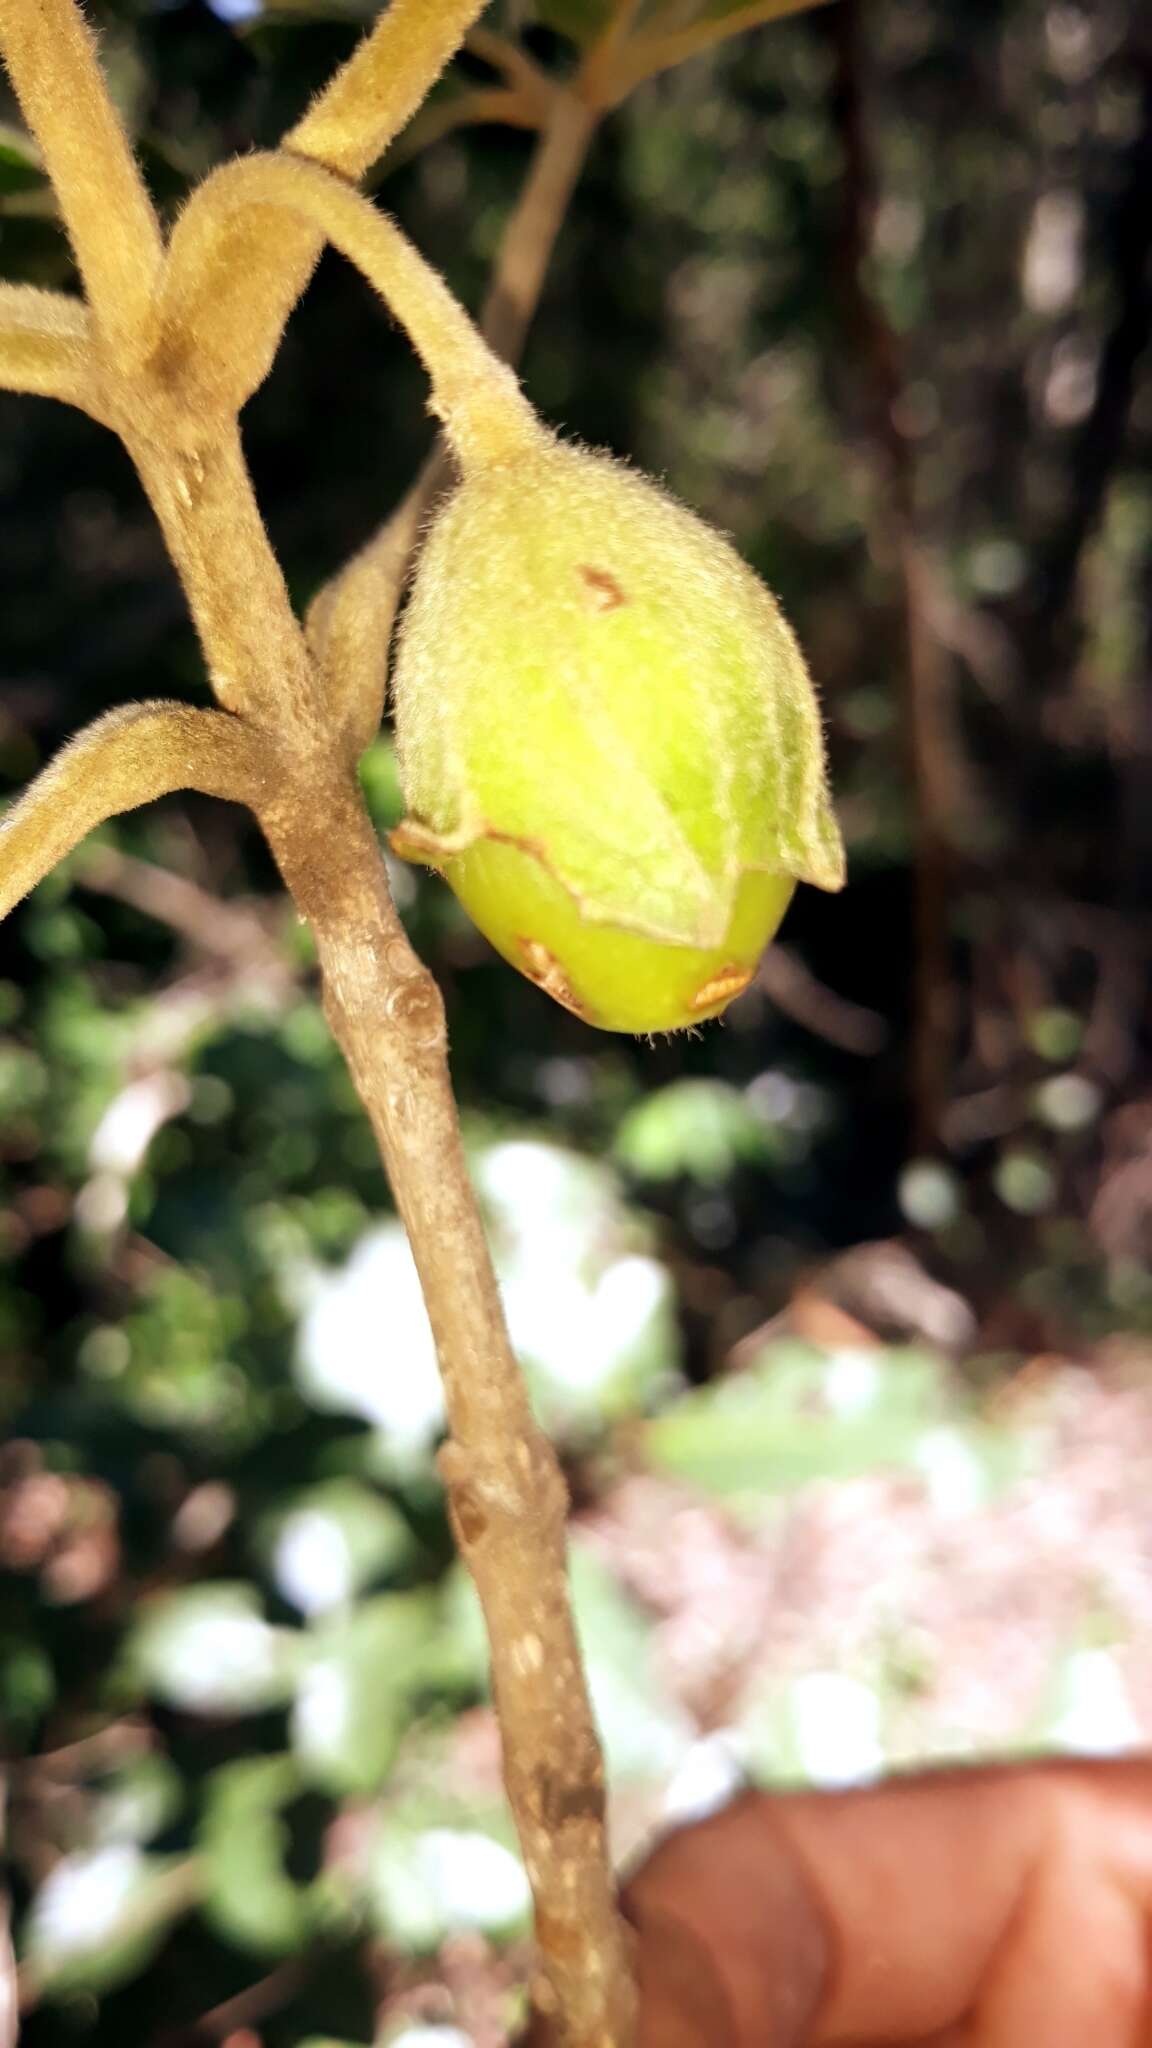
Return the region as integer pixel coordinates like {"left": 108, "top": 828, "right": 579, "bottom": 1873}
{"left": 530, "top": 0, "right": 617, "bottom": 48}
{"left": 365, "top": 1819, "right": 530, "bottom": 1949}
{"left": 647, "top": 1342, "right": 953, "bottom": 1499}
{"left": 614, "top": 1078, "right": 774, "bottom": 1183}
{"left": 199, "top": 1757, "right": 332, "bottom": 1956}
{"left": 0, "top": 125, "right": 46, "bottom": 196}
{"left": 291, "top": 1593, "right": 441, "bottom": 1794}
{"left": 90, "top": 1755, "right": 184, "bottom": 1847}
{"left": 568, "top": 1543, "right": 694, "bottom": 1780}
{"left": 358, "top": 737, "right": 405, "bottom": 832}
{"left": 127, "top": 1583, "right": 299, "bottom": 1715}
{"left": 262, "top": 1478, "right": 417, "bottom": 1617}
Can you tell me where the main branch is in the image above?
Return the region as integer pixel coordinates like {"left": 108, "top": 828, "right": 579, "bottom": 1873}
{"left": 117, "top": 179, "right": 634, "bottom": 2048}
{"left": 263, "top": 779, "right": 635, "bottom": 2047}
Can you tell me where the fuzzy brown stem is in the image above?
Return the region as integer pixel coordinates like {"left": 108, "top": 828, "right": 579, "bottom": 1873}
{"left": 124, "top": 426, "right": 637, "bottom": 2048}
{"left": 0, "top": 284, "right": 100, "bottom": 412}
{"left": 602, "top": 0, "right": 835, "bottom": 104}
{"left": 0, "top": 701, "right": 258, "bottom": 922}
{"left": 148, "top": 0, "right": 491, "bottom": 415}
{"left": 0, "top": 0, "right": 163, "bottom": 363}
{"left": 288, "top": 0, "right": 491, "bottom": 177}
{"left": 122, "top": 411, "right": 319, "bottom": 732}
{"left": 262, "top": 778, "right": 636, "bottom": 2048}
{"left": 2, "top": 0, "right": 637, "bottom": 2029}
{"left": 482, "top": 92, "right": 599, "bottom": 364}
{"left": 307, "top": 87, "right": 600, "bottom": 732}
{"left": 159, "top": 153, "right": 544, "bottom": 471}
{"left": 123, "top": 396, "right": 634, "bottom": 2043}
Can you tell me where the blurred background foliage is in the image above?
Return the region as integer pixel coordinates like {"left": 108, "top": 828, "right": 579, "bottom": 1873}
{"left": 2, "top": 0, "right": 1152, "bottom": 2040}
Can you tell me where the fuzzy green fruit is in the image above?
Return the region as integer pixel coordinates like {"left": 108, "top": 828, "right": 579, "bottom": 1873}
{"left": 390, "top": 434, "right": 843, "bottom": 1034}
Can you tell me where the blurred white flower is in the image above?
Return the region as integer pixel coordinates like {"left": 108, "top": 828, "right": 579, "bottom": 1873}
{"left": 135, "top": 1588, "right": 291, "bottom": 1714}
{"left": 296, "top": 1224, "right": 444, "bottom": 1454}
{"left": 823, "top": 1350, "right": 879, "bottom": 1418}
{"left": 503, "top": 1252, "right": 668, "bottom": 1396}
{"left": 388, "top": 2031, "right": 473, "bottom": 2048}
{"left": 28, "top": 1845, "right": 144, "bottom": 1961}
{"left": 371, "top": 1827, "right": 530, "bottom": 1948}
{"left": 292, "top": 1657, "right": 350, "bottom": 1761}
{"left": 915, "top": 1428, "right": 985, "bottom": 1517}
{"left": 661, "top": 1732, "right": 747, "bottom": 1827}
{"left": 414, "top": 1830, "right": 530, "bottom": 1927}
{"left": 273, "top": 1509, "right": 354, "bottom": 1616}
{"left": 1053, "top": 1650, "right": 1142, "bottom": 1757}
{"left": 792, "top": 1672, "right": 883, "bottom": 1787}
{"left": 295, "top": 1143, "right": 677, "bottom": 1448}
{"left": 167, "top": 1610, "right": 282, "bottom": 1711}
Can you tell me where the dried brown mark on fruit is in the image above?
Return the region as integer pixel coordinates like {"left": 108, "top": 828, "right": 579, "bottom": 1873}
{"left": 517, "top": 938, "right": 590, "bottom": 1020}
{"left": 577, "top": 565, "right": 627, "bottom": 612}
{"left": 691, "top": 964, "right": 753, "bottom": 1012}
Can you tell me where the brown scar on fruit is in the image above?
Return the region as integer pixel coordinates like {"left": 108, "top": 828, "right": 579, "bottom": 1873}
{"left": 389, "top": 817, "right": 460, "bottom": 865}
{"left": 691, "top": 964, "right": 754, "bottom": 1011}
{"left": 577, "top": 565, "right": 627, "bottom": 612}
{"left": 517, "top": 937, "right": 590, "bottom": 1020}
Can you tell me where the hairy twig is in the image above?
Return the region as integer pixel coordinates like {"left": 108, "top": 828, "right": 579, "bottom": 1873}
{"left": 308, "top": 85, "right": 601, "bottom": 734}
{"left": 157, "top": 151, "right": 543, "bottom": 470}
{"left": 482, "top": 92, "right": 598, "bottom": 364}
{"left": 261, "top": 784, "right": 632, "bottom": 2046}
{"left": 0, "top": 703, "right": 258, "bottom": 923}
{"left": 601, "top": 0, "right": 836, "bottom": 105}
{"left": 0, "top": 283, "right": 100, "bottom": 412}
{"left": 758, "top": 944, "right": 886, "bottom": 1054}
{"left": 288, "top": 0, "right": 491, "bottom": 177}
{"left": 0, "top": 0, "right": 162, "bottom": 362}
{"left": 466, "top": 25, "right": 555, "bottom": 105}
{"left": 391, "top": 82, "right": 547, "bottom": 170}
{"left": 147, "top": 0, "right": 493, "bottom": 415}
{"left": 121, "top": 420, "right": 319, "bottom": 731}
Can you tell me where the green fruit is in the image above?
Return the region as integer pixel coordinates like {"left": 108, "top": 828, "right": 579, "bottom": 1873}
{"left": 390, "top": 434, "right": 843, "bottom": 1034}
